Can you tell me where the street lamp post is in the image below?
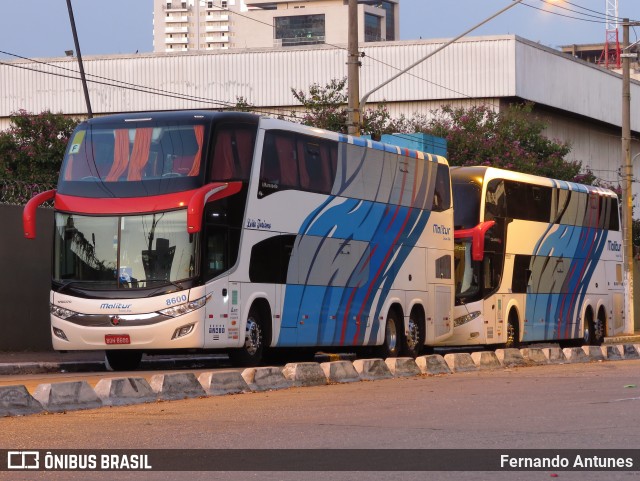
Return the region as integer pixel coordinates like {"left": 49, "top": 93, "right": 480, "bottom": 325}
{"left": 357, "top": 0, "right": 524, "bottom": 125}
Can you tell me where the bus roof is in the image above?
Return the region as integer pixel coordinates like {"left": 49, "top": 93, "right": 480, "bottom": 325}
{"left": 451, "top": 165, "right": 618, "bottom": 198}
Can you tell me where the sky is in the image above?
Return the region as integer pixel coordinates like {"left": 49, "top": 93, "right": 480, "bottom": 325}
{"left": 0, "top": 0, "right": 638, "bottom": 60}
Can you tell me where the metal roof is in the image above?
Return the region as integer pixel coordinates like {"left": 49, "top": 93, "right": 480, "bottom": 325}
{"left": 0, "top": 35, "right": 638, "bottom": 130}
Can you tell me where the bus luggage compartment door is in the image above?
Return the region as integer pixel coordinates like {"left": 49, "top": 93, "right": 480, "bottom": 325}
{"left": 434, "top": 285, "right": 453, "bottom": 341}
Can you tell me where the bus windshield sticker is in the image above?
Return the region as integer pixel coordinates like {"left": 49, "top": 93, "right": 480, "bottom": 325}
{"left": 68, "top": 130, "right": 86, "bottom": 154}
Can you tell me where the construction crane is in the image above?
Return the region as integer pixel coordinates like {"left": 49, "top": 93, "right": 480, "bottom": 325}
{"left": 599, "top": 0, "right": 621, "bottom": 68}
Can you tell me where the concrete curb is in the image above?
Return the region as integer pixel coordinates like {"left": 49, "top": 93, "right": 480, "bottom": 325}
{"left": 353, "top": 359, "right": 393, "bottom": 380}
{"left": 562, "top": 347, "right": 590, "bottom": 363}
{"left": 150, "top": 373, "right": 206, "bottom": 400}
{"left": 415, "top": 354, "right": 451, "bottom": 375}
{"left": 241, "top": 367, "right": 292, "bottom": 391}
{"left": 0, "top": 385, "right": 43, "bottom": 417}
{"left": 3, "top": 343, "right": 640, "bottom": 418}
{"left": 282, "top": 363, "right": 327, "bottom": 387}
{"left": 198, "top": 370, "right": 251, "bottom": 395}
{"left": 542, "top": 347, "right": 567, "bottom": 364}
{"left": 622, "top": 344, "right": 640, "bottom": 359}
{"left": 443, "top": 353, "right": 477, "bottom": 373}
{"left": 94, "top": 377, "right": 157, "bottom": 406}
{"left": 320, "top": 361, "right": 360, "bottom": 383}
{"left": 32, "top": 381, "right": 102, "bottom": 413}
{"left": 471, "top": 351, "right": 501, "bottom": 370}
{"left": 385, "top": 358, "right": 421, "bottom": 377}
{"left": 601, "top": 345, "right": 624, "bottom": 360}
{"left": 520, "top": 348, "right": 549, "bottom": 365}
{"left": 495, "top": 348, "right": 527, "bottom": 367}
{"left": 581, "top": 346, "right": 605, "bottom": 362}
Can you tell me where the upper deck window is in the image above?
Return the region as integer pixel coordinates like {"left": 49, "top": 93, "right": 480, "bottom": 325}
{"left": 58, "top": 121, "right": 208, "bottom": 197}
{"left": 62, "top": 125, "right": 204, "bottom": 182}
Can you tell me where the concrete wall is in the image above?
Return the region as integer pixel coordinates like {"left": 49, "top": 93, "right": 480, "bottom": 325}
{"left": 0, "top": 205, "right": 53, "bottom": 351}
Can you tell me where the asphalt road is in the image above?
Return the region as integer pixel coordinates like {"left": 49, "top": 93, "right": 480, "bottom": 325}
{"left": 1, "top": 360, "right": 640, "bottom": 481}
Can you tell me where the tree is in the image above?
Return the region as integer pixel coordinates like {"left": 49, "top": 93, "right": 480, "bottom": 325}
{"left": 0, "top": 110, "right": 79, "bottom": 186}
{"left": 412, "top": 103, "right": 591, "bottom": 183}
{"left": 291, "top": 77, "right": 405, "bottom": 138}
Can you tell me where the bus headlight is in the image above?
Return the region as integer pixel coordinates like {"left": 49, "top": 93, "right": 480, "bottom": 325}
{"left": 159, "top": 295, "right": 209, "bottom": 318}
{"left": 454, "top": 311, "right": 481, "bottom": 327}
{"left": 50, "top": 304, "right": 78, "bottom": 320}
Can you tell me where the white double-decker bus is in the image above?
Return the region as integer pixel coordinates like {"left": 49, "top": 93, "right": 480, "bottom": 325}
{"left": 438, "top": 166, "right": 625, "bottom": 348}
{"left": 24, "top": 111, "right": 454, "bottom": 369}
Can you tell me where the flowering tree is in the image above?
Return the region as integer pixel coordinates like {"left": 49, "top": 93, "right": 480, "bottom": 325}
{"left": 0, "top": 110, "right": 79, "bottom": 186}
{"left": 413, "top": 103, "right": 592, "bottom": 183}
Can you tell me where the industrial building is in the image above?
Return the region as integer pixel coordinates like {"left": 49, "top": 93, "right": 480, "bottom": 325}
{"left": 0, "top": 35, "right": 639, "bottom": 205}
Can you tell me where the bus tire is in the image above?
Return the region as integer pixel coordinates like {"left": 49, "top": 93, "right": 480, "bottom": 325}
{"left": 375, "top": 308, "right": 402, "bottom": 358}
{"left": 105, "top": 350, "right": 143, "bottom": 371}
{"left": 403, "top": 307, "right": 425, "bottom": 358}
{"left": 229, "top": 306, "right": 265, "bottom": 367}
{"left": 595, "top": 307, "right": 607, "bottom": 345}
{"left": 505, "top": 310, "right": 520, "bottom": 349}
{"left": 583, "top": 307, "right": 597, "bottom": 346}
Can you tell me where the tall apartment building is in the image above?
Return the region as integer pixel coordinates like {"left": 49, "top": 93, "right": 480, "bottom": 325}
{"left": 153, "top": 0, "right": 399, "bottom": 52}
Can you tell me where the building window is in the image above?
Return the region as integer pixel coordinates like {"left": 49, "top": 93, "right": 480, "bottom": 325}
{"left": 274, "top": 14, "right": 325, "bottom": 47}
{"left": 221, "top": 1, "right": 227, "bottom": 8}
{"left": 167, "top": 2, "right": 172, "bottom": 8}
{"left": 377, "top": 1, "right": 395, "bottom": 41}
{"left": 364, "top": 13, "right": 382, "bottom": 42}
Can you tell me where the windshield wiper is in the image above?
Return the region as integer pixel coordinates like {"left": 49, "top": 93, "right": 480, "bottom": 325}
{"left": 56, "top": 280, "right": 87, "bottom": 294}
{"left": 145, "top": 279, "right": 185, "bottom": 297}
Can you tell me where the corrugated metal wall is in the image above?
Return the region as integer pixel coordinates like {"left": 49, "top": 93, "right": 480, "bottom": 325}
{"left": 0, "top": 36, "right": 519, "bottom": 119}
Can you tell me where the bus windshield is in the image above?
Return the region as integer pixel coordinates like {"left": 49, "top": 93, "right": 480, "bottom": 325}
{"left": 54, "top": 210, "right": 197, "bottom": 289}
{"left": 57, "top": 121, "right": 208, "bottom": 197}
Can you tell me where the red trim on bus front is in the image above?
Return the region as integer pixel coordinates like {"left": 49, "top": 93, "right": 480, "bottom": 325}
{"left": 454, "top": 220, "right": 496, "bottom": 262}
{"left": 53, "top": 181, "right": 242, "bottom": 234}
{"left": 187, "top": 182, "right": 242, "bottom": 233}
{"left": 23, "top": 189, "right": 57, "bottom": 239}
{"left": 55, "top": 190, "right": 201, "bottom": 215}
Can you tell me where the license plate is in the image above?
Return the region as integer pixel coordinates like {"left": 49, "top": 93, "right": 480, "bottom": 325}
{"left": 105, "top": 334, "right": 131, "bottom": 345}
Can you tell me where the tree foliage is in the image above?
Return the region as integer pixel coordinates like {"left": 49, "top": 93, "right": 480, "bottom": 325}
{"left": 410, "top": 103, "right": 592, "bottom": 183}
{"left": 290, "top": 77, "right": 404, "bottom": 138}
{"left": 0, "top": 110, "right": 79, "bottom": 185}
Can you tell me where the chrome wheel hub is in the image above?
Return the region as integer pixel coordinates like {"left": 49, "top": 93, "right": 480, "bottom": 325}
{"left": 386, "top": 317, "right": 397, "bottom": 352}
{"left": 244, "top": 317, "right": 261, "bottom": 356}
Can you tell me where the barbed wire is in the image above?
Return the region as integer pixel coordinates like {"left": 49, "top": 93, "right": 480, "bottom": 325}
{"left": 0, "top": 179, "right": 55, "bottom": 206}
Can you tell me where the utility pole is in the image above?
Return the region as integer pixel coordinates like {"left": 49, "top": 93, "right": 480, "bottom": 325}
{"left": 621, "top": 19, "right": 635, "bottom": 334}
{"left": 66, "top": 0, "right": 93, "bottom": 118}
{"left": 347, "top": 0, "right": 360, "bottom": 136}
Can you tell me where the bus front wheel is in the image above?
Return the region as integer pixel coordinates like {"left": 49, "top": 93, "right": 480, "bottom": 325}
{"left": 229, "top": 307, "right": 265, "bottom": 367}
{"left": 105, "top": 350, "right": 143, "bottom": 371}
{"left": 505, "top": 310, "right": 520, "bottom": 349}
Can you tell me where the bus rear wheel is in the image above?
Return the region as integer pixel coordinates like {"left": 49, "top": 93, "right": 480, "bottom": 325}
{"left": 105, "top": 350, "right": 143, "bottom": 371}
{"left": 403, "top": 309, "right": 425, "bottom": 358}
{"left": 229, "top": 307, "right": 265, "bottom": 367}
{"left": 583, "top": 307, "right": 603, "bottom": 346}
{"left": 375, "top": 309, "right": 402, "bottom": 359}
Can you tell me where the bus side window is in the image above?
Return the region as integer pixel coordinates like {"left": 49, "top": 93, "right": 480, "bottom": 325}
{"left": 432, "top": 163, "right": 451, "bottom": 212}
{"left": 298, "top": 138, "right": 334, "bottom": 194}
{"left": 210, "top": 125, "right": 257, "bottom": 182}
{"left": 609, "top": 197, "right": 620, "bottom": 231}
